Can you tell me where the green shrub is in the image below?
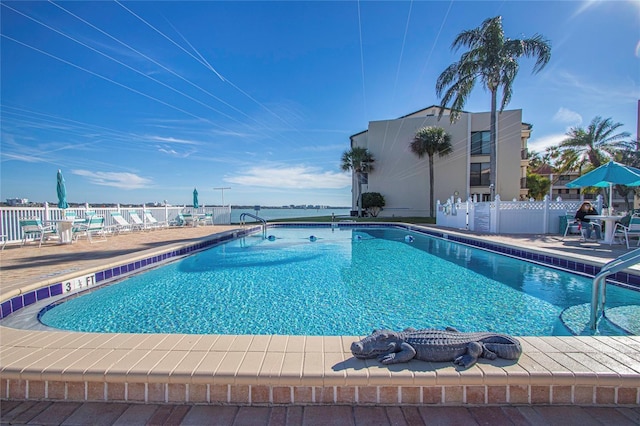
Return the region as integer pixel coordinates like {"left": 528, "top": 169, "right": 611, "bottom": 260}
{"left": 361, "top": 192, "right": 386, "bottom": 217}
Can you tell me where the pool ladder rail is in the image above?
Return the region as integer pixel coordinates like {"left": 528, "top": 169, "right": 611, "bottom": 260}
{"left": 590, "top": 247, "right": 640, "bottom": 329}
{"left": 239, "top": 212, "right": 267, "bottom": 239}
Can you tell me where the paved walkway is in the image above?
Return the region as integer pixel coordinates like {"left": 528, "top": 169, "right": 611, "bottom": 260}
{"left": 2, "top": 400, "right": 640, "bottom": 425}
{"left": 0, "top": 225, "right": 240, "bottom": 295}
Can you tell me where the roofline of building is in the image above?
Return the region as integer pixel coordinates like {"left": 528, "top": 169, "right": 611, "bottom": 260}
{"left": 349, "top": 105, "right": 527, "bottom": 140}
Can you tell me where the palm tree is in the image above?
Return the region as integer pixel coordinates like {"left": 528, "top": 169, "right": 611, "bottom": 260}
{"left": 613, "top": 138, "right": 640, "bottom": 210}
{"left": 436, "top": 16, "right": 551, "bottom": 200}
{"left": 410, "top": 126, "right": 453, "bottom": 217}
{"left": 559, "top": 116, "right": 630, "bottom": 169}
{"left": 341, "top": 147, "right": 374, "bottom": 217}
{"left": 560, "top": 116, "right": 631, "bottom": 207}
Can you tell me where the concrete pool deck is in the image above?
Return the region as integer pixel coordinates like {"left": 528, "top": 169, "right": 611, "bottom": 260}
{"left": 1, "top": 224, "right": 639, "bottom": 412}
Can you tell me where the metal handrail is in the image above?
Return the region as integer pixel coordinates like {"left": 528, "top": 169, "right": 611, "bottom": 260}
{"left": 239, "top": 213, "right": 267, "bottom": 239}
{"left": 590, "top": 247, "right": 640, "bottom": 329}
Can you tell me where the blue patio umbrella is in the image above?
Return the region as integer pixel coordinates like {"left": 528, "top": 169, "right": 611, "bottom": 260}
{"left": 193, "top": 188, "right": 199, "bottom": 209}
{"left": 565, "top": 161, "right": 640, "bottom": 208}
{"left": 56, "top": 169, "right": 69, "bottom": 209}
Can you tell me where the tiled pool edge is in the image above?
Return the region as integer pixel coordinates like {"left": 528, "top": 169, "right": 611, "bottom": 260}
{"left": 1, "top": 333, "right": 639, "bottom": 406}
{"left": 0, "top": 227, "right": 258, "bottom": 321}
{"left": 1, "top": 223, "right": 639, "bottom": 407}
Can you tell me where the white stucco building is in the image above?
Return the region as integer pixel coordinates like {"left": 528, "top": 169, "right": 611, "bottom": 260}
{"left": 349, "top": 106, "right": 531, "bottom": 217}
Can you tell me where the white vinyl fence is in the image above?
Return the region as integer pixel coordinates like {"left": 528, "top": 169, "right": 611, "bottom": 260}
{"left": 0, "top": 204, "right": 231, "bottom": 244}
{"left": 436, "top": 194, "right": 604, "bottom": 235}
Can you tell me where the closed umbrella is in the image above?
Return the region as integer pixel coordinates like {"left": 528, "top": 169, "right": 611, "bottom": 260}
{"left": 193, "top": 188, "right": 199, "bottom": 209}
{"left": 565, "top": 161, "right": 640, "bottom": 209}
{"left": 56, "top": 169, "right": 69, "bottom": 209}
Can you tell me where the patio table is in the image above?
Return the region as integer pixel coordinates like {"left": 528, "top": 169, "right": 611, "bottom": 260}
{"left": 585, "top": 214, "right": 624, "bottom": 244}
{"left": 45, "top": 219, "right": 76, "bottom": 244}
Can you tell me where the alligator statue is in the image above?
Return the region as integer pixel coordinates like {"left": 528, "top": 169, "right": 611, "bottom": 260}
{"left": 350, "top": 327, "right": 522, "bottom": 368}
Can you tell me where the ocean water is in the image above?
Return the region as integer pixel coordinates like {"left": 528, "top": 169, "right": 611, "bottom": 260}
{"left": 230, "top": 208, "right": 351, "bottom": 223}
{"left": 39, "top": 226, "right": 640, "bottom": 336}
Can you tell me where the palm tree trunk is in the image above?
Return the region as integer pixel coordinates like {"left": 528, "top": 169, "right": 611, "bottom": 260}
{"left": 429, "top": 154, "right": 435, "bottom": 217}
{"left": 489, "top": 89, "right": 498, "bottom": 200}
{"left": 356, "top": 171, "right": 362, "bottom": 217}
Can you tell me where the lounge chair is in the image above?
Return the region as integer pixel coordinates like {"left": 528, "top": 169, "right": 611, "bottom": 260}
{"left": 73, "top": 216, "right": 107, "bottom": 243}
{"left": 144, "top": 210, "right": 166, "bottom": 229}
{"left": 109, "top": 211, "right": 136, "bottom": 234}
{"left": 20, "top": 218, "right": 57, "bottom": 248}
{"left": 612, "top": 216, "right": 640, "bottom": 249}
{"left": 128, "top": 211, "right": 147, "bottom": 231}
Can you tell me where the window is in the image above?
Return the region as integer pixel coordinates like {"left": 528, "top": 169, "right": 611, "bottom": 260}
{"left": 471, "top": 131, "right": 490, "bottom": 155}
{"left": 470, "top": 162, "right": 490, "bottom": 186}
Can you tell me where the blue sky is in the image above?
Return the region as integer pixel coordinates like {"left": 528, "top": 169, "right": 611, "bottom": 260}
{"left": 1, "top": 1, "right": 639, "bottom": 207}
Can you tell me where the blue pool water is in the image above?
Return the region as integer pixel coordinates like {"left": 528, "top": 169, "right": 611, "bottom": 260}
{"left": 39, "top": 227, "right": 640, "bottom": 336}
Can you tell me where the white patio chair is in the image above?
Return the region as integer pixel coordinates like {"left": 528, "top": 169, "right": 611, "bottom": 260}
{"left": 19, "top": 218, "right": 57, "bottom": 248}
{"left": 612, "top": 216, "right": 640, "bottom": 249}
{"left": 181, "top": 213, "right": 197, "bottom": 227}
{"left": 64, "top": 210, "right": 79, "bottom": 222}
{"left": 168, "top": 213, "right": 186, "bottom": 227}
{"left": 72, "top": 216, "right": 107, "bottom": 243}
{"left": 201, "top": 212, "right": 214, "bottom": 226}
{"left": 561, "top": 214, "right": 581, "bottom": 240}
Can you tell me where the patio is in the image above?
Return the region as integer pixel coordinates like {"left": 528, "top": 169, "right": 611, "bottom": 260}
{"left": 1, "top": 224, "right": 639, "bottom": 415}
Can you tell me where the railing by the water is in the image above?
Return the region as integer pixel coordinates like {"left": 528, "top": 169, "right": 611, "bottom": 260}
{"left": 0, "top": 204, "right": 231, "bottom": 244}
{"left": 239, "top": 212, "right": 267, "bottom": 239}
{"left": 590, "top": 247, "right": 640, "bottom": 329}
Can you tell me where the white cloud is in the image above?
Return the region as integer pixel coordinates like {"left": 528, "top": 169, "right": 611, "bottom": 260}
{"left": 527, "top": 133, "right": 567, "bottom": 153}
{"left": 225, "top": 165, "right": 350, "bottom": 189}
{"left": 72, "top": 170, "right": 153, "bottom": 189}
{"left": 552, "top": 108, "right": 582, "bottom": 126}
{"left": 157, "top": 145, "right": 194, "bottom": 158}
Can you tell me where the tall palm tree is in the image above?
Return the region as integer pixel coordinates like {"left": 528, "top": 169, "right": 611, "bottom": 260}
{"left": 341, "top": 146, "right": 374, "bottom": 217}
{"left": 559, "top": 116, "right": 630, "bottom": 169}
{"left": 410, "top": 126, "right": 453, "bottom": 217}
{"left": 436, "top": 16, "right": 551, "bottom": 200}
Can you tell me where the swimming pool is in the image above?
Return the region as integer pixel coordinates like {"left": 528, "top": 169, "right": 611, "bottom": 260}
{"left": 38, "top": 226, "right": 640, "bottom": 336}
